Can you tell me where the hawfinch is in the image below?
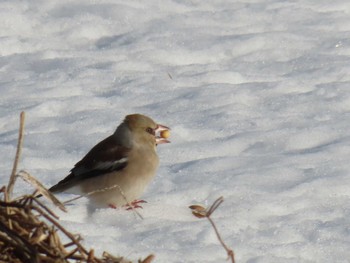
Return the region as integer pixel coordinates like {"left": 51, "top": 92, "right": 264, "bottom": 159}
{"left": 49, "top": 114, "right": 170, "bottom": 209}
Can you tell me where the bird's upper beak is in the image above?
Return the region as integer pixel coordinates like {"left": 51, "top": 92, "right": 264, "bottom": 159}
{"left": 155, "top": 124, "right": 170, "bottom": 144}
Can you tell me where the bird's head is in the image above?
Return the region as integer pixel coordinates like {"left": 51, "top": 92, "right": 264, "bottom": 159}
{"left": 123, "top": 114, "right": 170, "bottom": 148}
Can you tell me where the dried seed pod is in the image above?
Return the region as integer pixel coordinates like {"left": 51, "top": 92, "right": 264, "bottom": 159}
{"left": 189, "top": 205, "right": 206, "bottom": 211}
{"left": 189, "top": 204, "right": 207, "bottom": 218}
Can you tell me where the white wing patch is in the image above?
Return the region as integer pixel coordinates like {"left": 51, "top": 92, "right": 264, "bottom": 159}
{"left": 94, "top": 157, "right": 128, "bottom": 171}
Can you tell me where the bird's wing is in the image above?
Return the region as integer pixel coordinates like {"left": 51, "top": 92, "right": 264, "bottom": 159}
{"left": 49, "top": 135, "right": 130, "bottom": 193}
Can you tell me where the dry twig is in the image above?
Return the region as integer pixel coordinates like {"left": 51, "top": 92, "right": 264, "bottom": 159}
{"left": 0, "top": 187, "right": 155, "bottom": 263}
{"left": 7, "top": 111, "right": 25, "bottom": 200}
{"left": 189, "top": 196, "right": 235, "bottom": 263}
{"left": 17, "top": 170, "right": 66, "bottom": 212}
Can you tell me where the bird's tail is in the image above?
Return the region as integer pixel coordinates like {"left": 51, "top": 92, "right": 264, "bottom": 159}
{"left": 48, "top": 173, "right": 76, "bottom": 193}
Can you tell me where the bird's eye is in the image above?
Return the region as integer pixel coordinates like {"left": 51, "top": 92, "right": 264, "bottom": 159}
{"left": 146, "top": 127, "right": 155, "bottom": 135}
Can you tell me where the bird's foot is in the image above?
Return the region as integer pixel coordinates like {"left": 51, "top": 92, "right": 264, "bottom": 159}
{"left": 125, "top": 199, "right": 147, "bottom": 210}
{"left": 108, "top": 200, "right": 147, "bottom": 210}
{"left": 108, "top": 204, "right": 118, "bottom": 209}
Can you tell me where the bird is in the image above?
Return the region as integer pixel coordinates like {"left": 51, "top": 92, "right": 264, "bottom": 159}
{"left": 49, "top": 114, "right": 170, "bottom": 209}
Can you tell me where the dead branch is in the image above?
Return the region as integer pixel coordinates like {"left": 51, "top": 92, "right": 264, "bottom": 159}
{"left": 18, "top": 170, "right": 66, "bottom": 212}
{"left": 7, "top": 111, "right": 25, "bottom": 200}
{"left": 0, "top": 188, "right": 155, "bottom": 263}
{"left": 189, "top": 196, "right": 235, "bottom": 263}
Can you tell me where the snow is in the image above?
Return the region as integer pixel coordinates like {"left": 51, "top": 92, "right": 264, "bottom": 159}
{"left": 1, "top": 0, "right": 350, "bottom": 262}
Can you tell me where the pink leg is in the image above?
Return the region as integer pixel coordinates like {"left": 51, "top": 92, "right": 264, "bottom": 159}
{"left": 108, "top": 204, "right": 117, "bottom": 209}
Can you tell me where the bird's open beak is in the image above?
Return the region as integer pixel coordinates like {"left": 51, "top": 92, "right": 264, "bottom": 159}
{"left": 155, "top": 124, "right": 170, "bottom": 144}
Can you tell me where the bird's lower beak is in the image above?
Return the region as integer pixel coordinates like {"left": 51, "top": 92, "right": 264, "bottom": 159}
{"left": 155, "top": 124, "right": 170, "bottom": 144}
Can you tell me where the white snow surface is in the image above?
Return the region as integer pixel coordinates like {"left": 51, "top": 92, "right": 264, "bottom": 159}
{"left": 1, "top": 1, "right": 350, "bottom": 262}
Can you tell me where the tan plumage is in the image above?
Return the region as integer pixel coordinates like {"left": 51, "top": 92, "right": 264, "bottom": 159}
{"left": 49, "top": 114, "right": 170, "bottom": 209}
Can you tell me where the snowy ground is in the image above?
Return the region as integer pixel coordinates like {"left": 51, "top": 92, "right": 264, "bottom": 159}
{"left": 1, "top": 0, "right": 350, "bottom": 262}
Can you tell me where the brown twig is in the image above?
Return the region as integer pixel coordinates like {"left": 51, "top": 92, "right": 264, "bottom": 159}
{"left": 18, "top": 170, "right": 66, "bottom": 212}
{"left": 207, "top": 215, "right": 235, "bottom": 262}
{"left": 140, "top": 254, "right": 155, "bottom": 263}
{"left": 189, "top": 196, "right": 235, "bottom": 263}
{"left": 7, "top": 111, "right": 25, "bottom": 200}
{"left": 3, "top": 186, "right": 13, "bottom": 230}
